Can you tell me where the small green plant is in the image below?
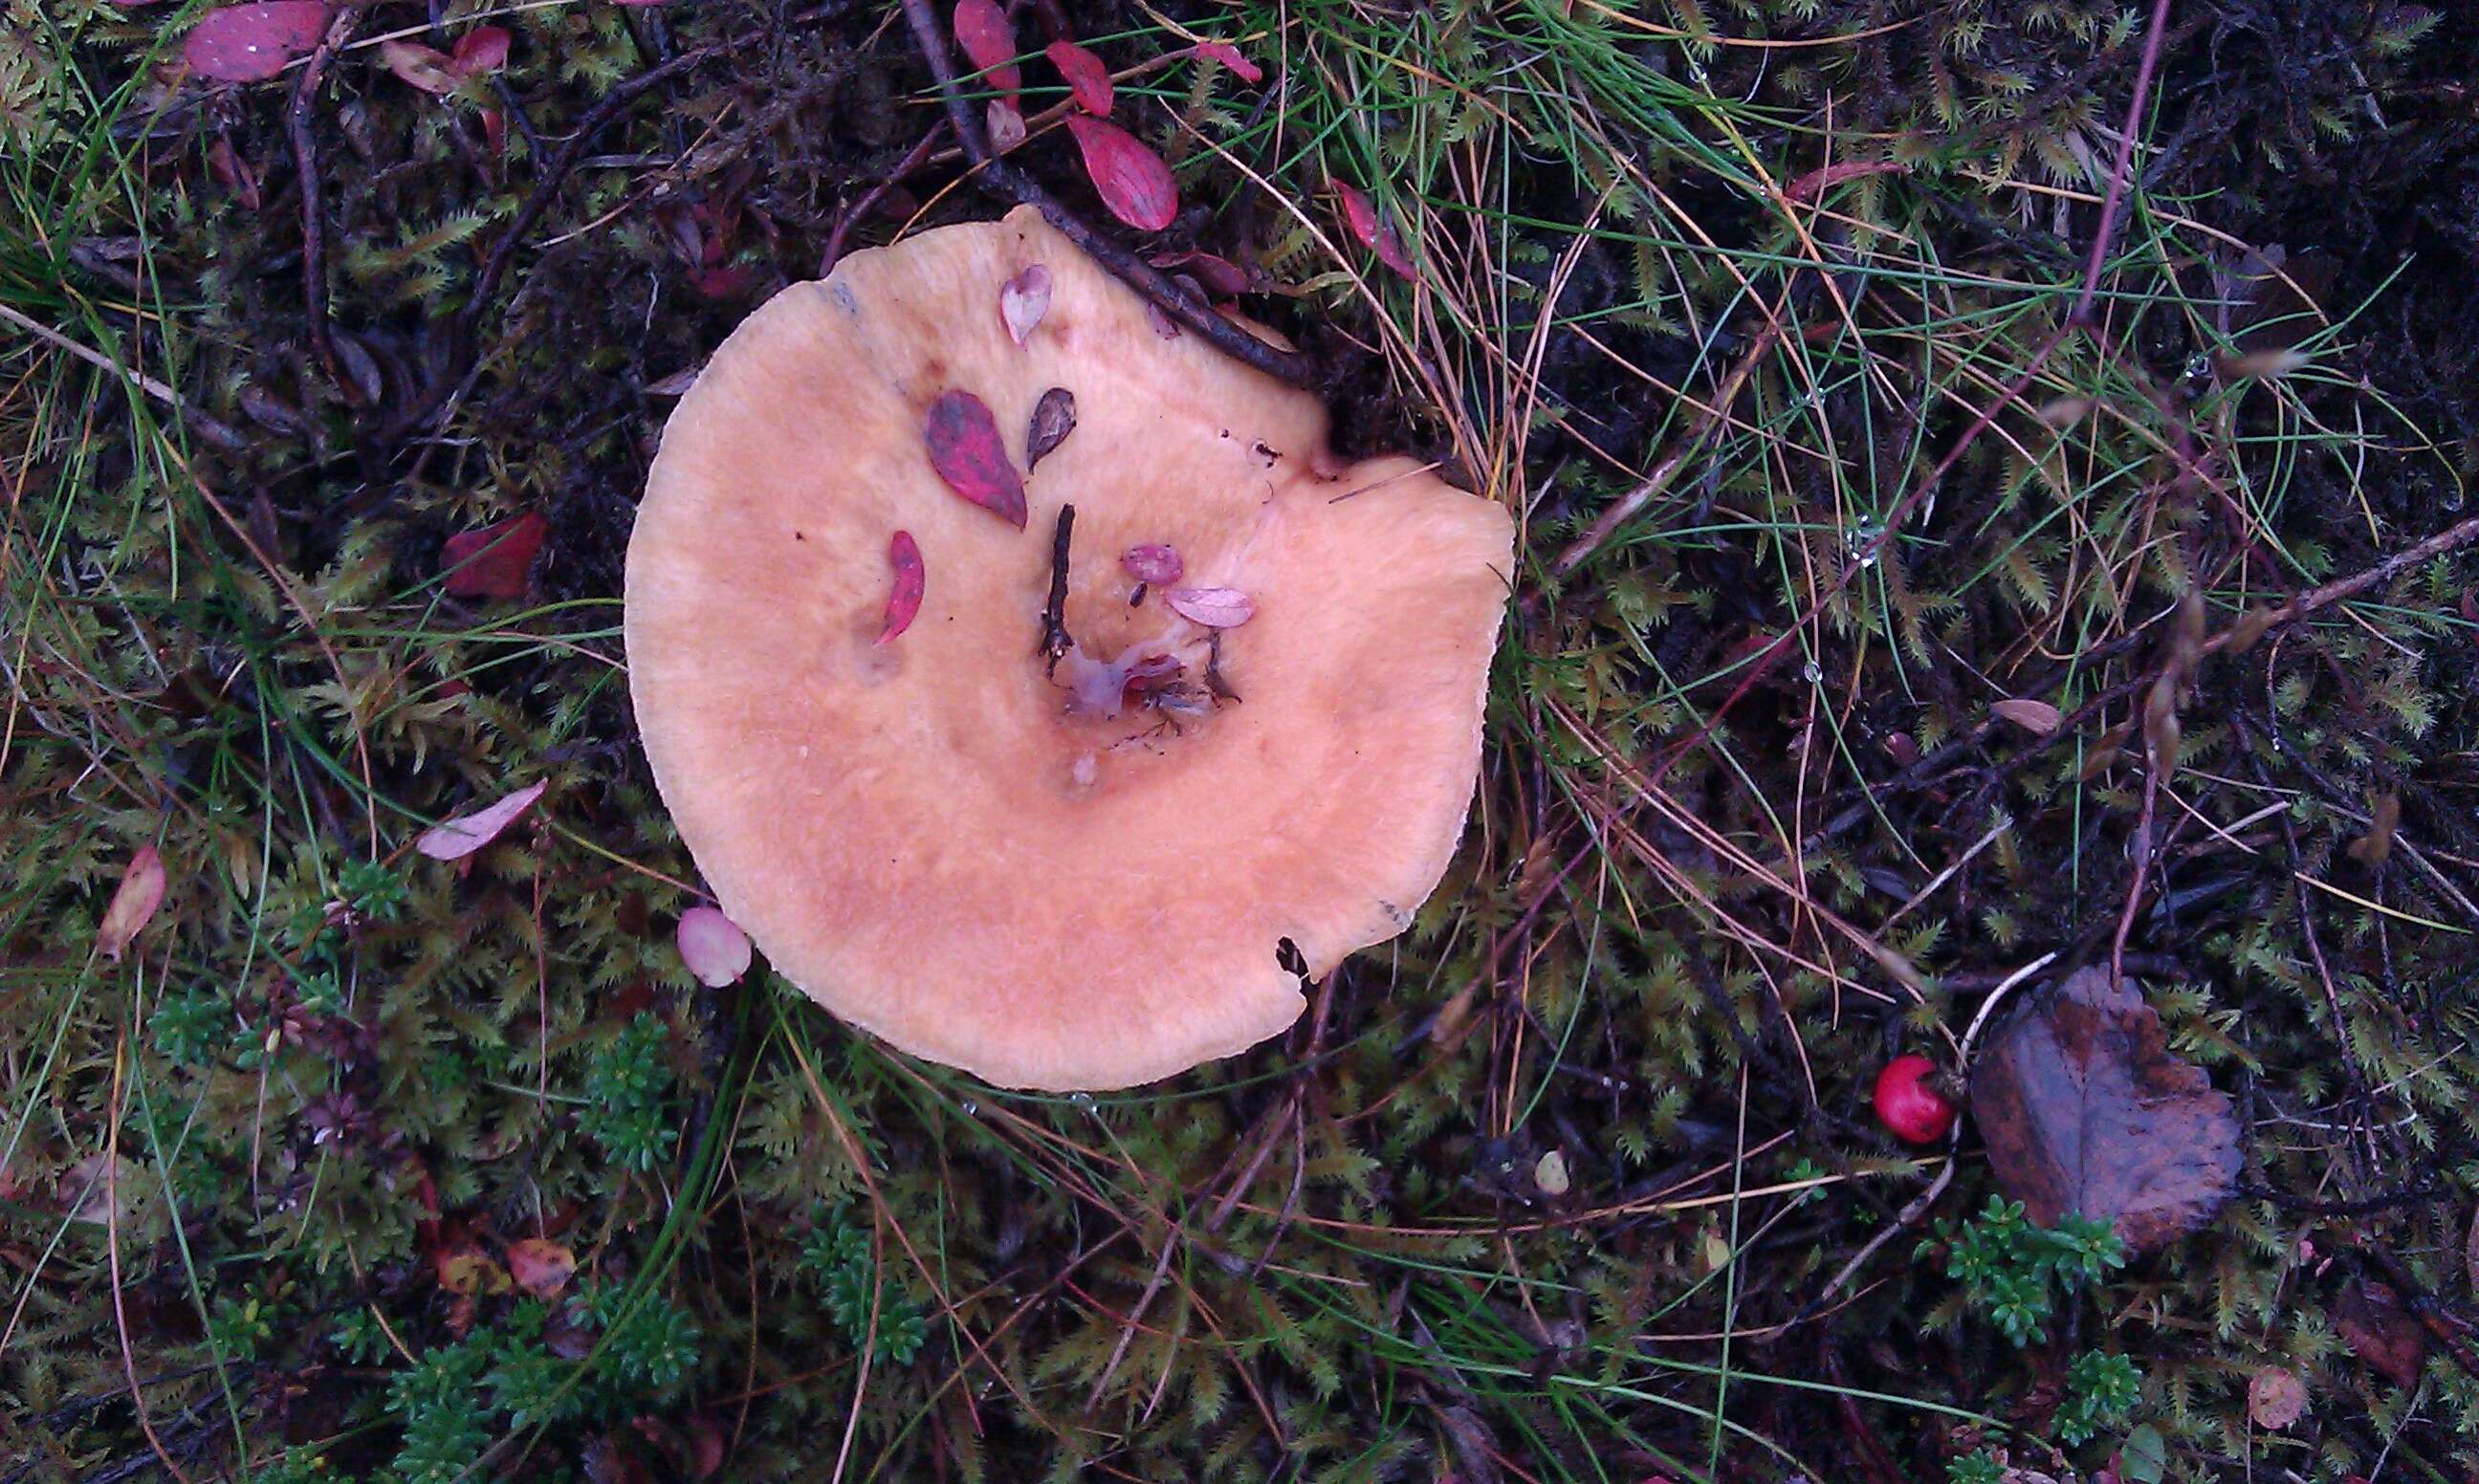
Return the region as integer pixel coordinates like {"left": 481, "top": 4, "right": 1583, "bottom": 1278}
{"left": 801, "top": 1207, "right": 928, "bottom": 1365}
{"left": 1925, "top": 1196, "right": 2127, "bottom": 1346}
{"left": 1947, "top": 1448, "right": 2006, "bottom": 1484}
{"left": 208, "top": 1296, "right": 278, "bottom": 1361}
{"left": 153, "top": 985, "right": 235, "bottom": 1067}
{"left": 579, "top": 1012, "right": 679, "bottom": 1171}
{"left": 2056, "top": 1348, "right": 2143, "bottom": 1445}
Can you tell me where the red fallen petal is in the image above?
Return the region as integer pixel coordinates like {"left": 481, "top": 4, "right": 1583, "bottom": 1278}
{"left": 98, "top": 845, "right": 167, "bottom": 963}
{"left": 380, "top": 39, "right": 460, "bottom": 96}
{"left": 878, "top": 531, "right": 925, "bottom": 644}
{"left": 1150, "top": 249, "right": 1248, "bottom": 298}
{"left": 450, "top": 25, "right": 511, "bottom": 76}
{"left": 1064, "top": 115, "right": 1177, "bottom": 232}
{"left": 1165, "top": 586, "right": 1253, "bottom": 627}
{"left": 1192, "top": 40, "right": 1262, "bottom": 85}
{"left": 1335, "top": 182, "right": 1415, "bottom": 279}
{"left": 479, "top": 105, "right": 506, "bottom": 160}
{"left": 185, "top": 1, "right": 331, "bottom": 83}
{"left": 1781, "top": 159, "right": 1908, "bottom": 204}
{"left": 951, "top": 0, "right": 1021, "bottom": 98}
{"left": 1047, "top": 39, "right": 1113, "bottom": 117}
{"left": 1120, "top": 544, "right": 1182, "bottom": 584}
{"left": 999, "top": 264, "right": 1051, "bottom": 344}
{"left": 923, "top": 391, "right": 1026, "bottom": 527}
{"left": 676, "top": 906, "right": 753, "bottom": 987}
{"left": 441, "top": 513, "right": 549, "bottom": 600}
{"left": 416, "top": 779, "right": 547, "bottom": 861}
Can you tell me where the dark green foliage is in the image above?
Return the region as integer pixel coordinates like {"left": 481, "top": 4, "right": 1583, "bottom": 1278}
{"left": 1929, "top": 1196, "right": 2127, "bottom": 1346}
{"left": 2056, "top": 1348, "right": 2142, "bottom": 1446}
{"left": 801, "top": 1206, "right": 929, "bottom": 1365}
{"left": 579, "top": 1012, "right": 679, "bottom": 1172}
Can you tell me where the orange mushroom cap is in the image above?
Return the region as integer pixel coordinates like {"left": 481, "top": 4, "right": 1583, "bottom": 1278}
{"left": 625, "top": 206, "right": 1511, "bottom": 1089}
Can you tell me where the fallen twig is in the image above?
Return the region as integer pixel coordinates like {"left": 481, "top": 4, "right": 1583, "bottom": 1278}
{"left": 892, "top": 0, "right": 1317, "bottom": 389}
{"left": 287, "top": 3, "right": 368, "bottom": 382}
{"left": 821, "top": 122, "right": 947, "bottom": 274}
{"left": 0, "top": 304, "right": 245, "bottom": 452}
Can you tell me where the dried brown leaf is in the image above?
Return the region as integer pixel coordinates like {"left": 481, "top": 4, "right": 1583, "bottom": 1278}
{"left": 2336, "top": 1279, "right": 2425, "bottom": 1386}
{"left": 2247, "top": 1367, "right": 2308, "bottom": 1430}
{"left": 1967, "top": 967, "right": 2241, "bottom": 1253}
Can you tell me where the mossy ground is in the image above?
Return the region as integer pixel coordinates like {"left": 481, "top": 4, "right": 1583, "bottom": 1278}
{"left": 6, "top": 1, "right": 2479, "bottom": 1480}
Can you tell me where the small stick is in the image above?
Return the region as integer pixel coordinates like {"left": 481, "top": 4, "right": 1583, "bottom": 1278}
{"left": 1040, "top": 503, "right": 1075, "bottom": 674}
{"left": 892, "top": 0, "right": 1317, "bottom": 389}
{"left": 286, "top": 3, "right": 368, "bottom": 380}
{"left": 820, "top": 122, "right": 946, "bottom": 275}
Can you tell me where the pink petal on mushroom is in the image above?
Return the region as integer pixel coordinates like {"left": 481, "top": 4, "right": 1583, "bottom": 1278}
{"left": 999, "top": 264, "right": 1051, "bottom": 345}
{"left": 986, "top": 98, "right": 1026, "bottom": 154}
{"left": 1120, "top": 544, "right": 1183, "bottom": 584}
{"left": 676, "top": 906, "right": 753, "bottom": 988}
{"left": 923, "top": 390, "right": 1027, "bottom": 528}
{"left": 183, "top": 1, "right": 329, "bottom": 84}
{"left": 878, "top": 531, "right": 925, "bottom": 644}
{"left": 1047, "top": 39, "right": 1113, "bottom": 117}
{"left": 417, "top": 779, "right": 548, "bottom": 861}
{"left": 1064, "top": 115, "right": 1177, "bottom": 232}
{"left": 1165, "top": 586, "right": 1254, "bottom": 627}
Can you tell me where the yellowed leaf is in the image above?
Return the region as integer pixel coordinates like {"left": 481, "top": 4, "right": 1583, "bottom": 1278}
{"left": 98, "top": 845, "right": 166, "bottom": 962}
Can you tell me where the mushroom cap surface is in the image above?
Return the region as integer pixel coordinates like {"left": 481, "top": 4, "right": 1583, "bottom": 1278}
{"left": 625, "top": 206, "right": 1511, "bottom": 1089}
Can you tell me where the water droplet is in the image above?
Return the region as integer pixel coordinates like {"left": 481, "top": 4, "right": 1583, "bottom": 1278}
{"left": 958, "top": 1101, "right": 978, "bottom": 1117}
{"left": 1068, "top": 1091, "right": 1096, "bottom": 1111}
{"left": 2183, "top": 351, "right": 2213, "bottom": 381}
{"left": 1802, "top": 662, "right": 1823, "bottom": 684}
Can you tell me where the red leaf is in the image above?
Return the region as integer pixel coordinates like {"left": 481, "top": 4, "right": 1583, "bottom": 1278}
{"left": 950, "top": 0, "right": 1020, "bottom": 98}
{"left": 1781, "top": 159, "right": 1908, "bottom": 204}
{"left": 1046, "top": 39, "right": 1112, "bottom": 117}
{"left": 877, "top": 531, "right": 926, "bottom": 644}
{"left": 1120, "top": 544, "right": 1182, "bottom": 584}
{"left": 98, "top": 845, "right": 166, "bottom": 963}
{"left": 1335, "top": 182, "right": 1415, "bottom": 279}
{"left": 505, "top": 1237, "right": 577, "bottom": 1298}
{"left": 923, "top": 391, "right": 1026, "bottom": 527}
{"left": 1151, "top": 249, "right": 1249, "bottom": 298}
{"left": 1064, "top": 116, "right": 1177, "bottom": 232}
{"left": 677, "top": 906, "right": 753, "bottom": 986}
{"left": 1165, "top": 586, "right": 1254, "bottom": 627}
{"left": 999, "top": 264, "right": 1051, "bottom": 345}
{"left": 416, "top": 779, "right": 547, "bottom": 861}
{"left": 381, "top": 39, "right": 460, "bottom": 95}
{"left": 184, "top": 1, "right": 330, "bottom": 83}
{"left": 450, "top": 25, "right": 511, "bottom": 76}
{"left": 441, "top": 513, "right": 548, "bottom": 600}
{"left": 1192, "top": 40, "right": 1262, "bottom": 85}
{"left": 479, "top": 105, "right": 506, "bottom": 159}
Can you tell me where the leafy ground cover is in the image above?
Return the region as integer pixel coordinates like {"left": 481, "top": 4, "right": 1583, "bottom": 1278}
{"left": 6, "top": 0, "right": 2479, "bottom": 1479}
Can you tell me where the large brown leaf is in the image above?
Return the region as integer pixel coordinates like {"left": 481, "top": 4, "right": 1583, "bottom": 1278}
{"left": 1968, "top": 967, "right": 2241, "bottom": 1253}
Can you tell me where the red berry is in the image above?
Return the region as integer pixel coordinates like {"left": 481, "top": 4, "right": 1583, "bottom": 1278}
{"left": 1873, "top": 1054, "right": 1957, "bottom": 1144}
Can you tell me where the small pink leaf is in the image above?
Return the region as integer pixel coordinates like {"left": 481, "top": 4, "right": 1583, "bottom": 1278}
{"left": 1335, "top": 182, "right": 1415, "bottom": 279}
{"left": 676, "top": 906, "right": 752, "bottom": 988}
{"left": 1120, "top": 544, "right": 1183, "bottom": 584}
{"left": 1064, "top": 115, "right": 1177, "bottom": 232}
{"left": 1165, "top": 586, "right": 1254, "bottom": 627}
{"left": 951, "top": 0, "right": 1021, "bottom": 98}
{"left": 505, "top": 1237, "right": 577, "bottom": 1298}
{"left": 1781, "top": 159, "right": 1908, "bottom": 204}
{"left": 1192, "top": 40, "right": 1262, "bottom": 85}
{"left": 999, "top": 264, "right": 1051, "bottom": 345}
{"left": 450, "top": 26, "right": 511, "bottom": 76}
{"left": 924, "top": 391, "right": 1026, "bottom": 528}
{"left": 98, "top": 845, "right": 166, "bottom": 962}
{"left": 381, "top": 39, "right": 460, "bottom": 95}
{"left": 441, "top": 513, "right": 549, "bottom": 600}
{"left": 417, "top": 779, "right": 547, "bottom": 861}
{"left": 1025, "top": 386, "right": 1076, "bottom": 470}
{"left": 1151, "top": 249, "right": 1249, "bottom": 298}
{"left": 184, "top": 1, "right": 330, "bottom": 84}
{"left": 878, "top": 531, "right": 925, "bottom": 644}
{"left": 986, "top": 98, "right": 1026, "bottom": 154}
{"left": 1047, "top": 39, "right": 1113, "bottom": 117}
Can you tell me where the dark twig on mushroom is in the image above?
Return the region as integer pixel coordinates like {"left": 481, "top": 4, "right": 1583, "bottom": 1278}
{"left": 893, "top": 0, "right": 1318, "bottom": 389}
{"left": 1040, "top": 502, "right": 1076, "bottom": 674}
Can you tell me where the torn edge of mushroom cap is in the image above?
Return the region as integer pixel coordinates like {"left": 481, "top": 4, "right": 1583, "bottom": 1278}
{"left": 625, "top": 206, "right": 1513, "bottom": 1090}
